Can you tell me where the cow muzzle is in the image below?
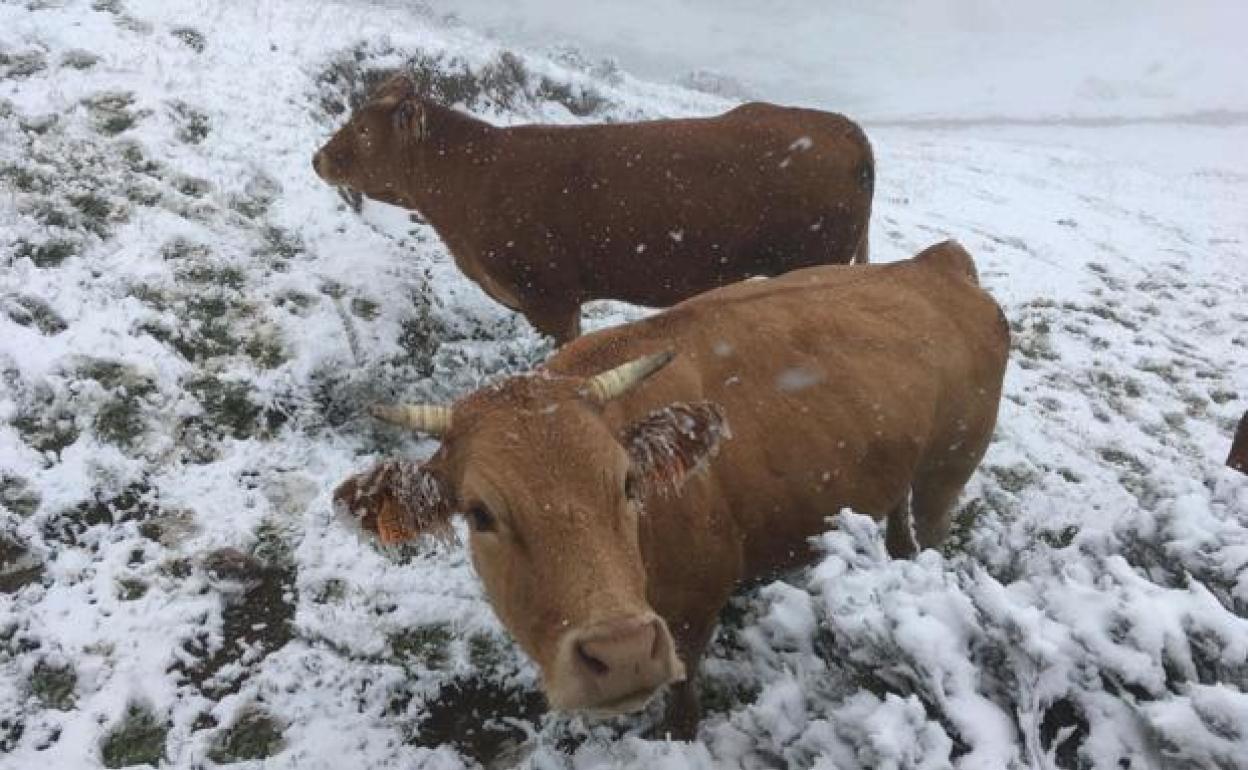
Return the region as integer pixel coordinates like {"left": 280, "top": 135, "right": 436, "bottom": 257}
{"left": 311, "top": 150, "right": 334, "bottom": 181}
{"left": 546, "top": 613, "right": 685, "bottom": 715}
{"left": 311, "top": 149, "right": 349, "bottom": 186}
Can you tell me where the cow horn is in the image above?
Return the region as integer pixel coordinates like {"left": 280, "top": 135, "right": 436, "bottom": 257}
{"left": 369, "top": 403, "right": 452, "bottom": 435}
{"left": 585, "top": 350, "right": 676, "bottom": 403}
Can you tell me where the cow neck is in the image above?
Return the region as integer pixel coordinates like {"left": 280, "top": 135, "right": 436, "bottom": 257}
{"left": 402, "top": 107, "right": 496, "bottom": 243}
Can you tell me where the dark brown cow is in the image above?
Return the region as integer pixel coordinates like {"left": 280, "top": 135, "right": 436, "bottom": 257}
{"left": 333, "top": 241, "right": 1009, "bottom": 737}
{"left": 1229, "top": 411, "right": 1248, "bottom": 474}
{"left": 312, "top": 74, "right": 874, "bottom": 342}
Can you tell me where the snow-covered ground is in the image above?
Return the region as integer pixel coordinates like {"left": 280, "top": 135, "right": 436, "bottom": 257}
{"left": 424, "top": 0, "right": 1248, "bottom": 121}
{"left": 1, "top": 1, "right": 1245, "bottom": 768}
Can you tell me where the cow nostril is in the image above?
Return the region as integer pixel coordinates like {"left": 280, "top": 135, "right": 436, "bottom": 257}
{"left": 575, "top": 642, "right": 610, "bottom": 677}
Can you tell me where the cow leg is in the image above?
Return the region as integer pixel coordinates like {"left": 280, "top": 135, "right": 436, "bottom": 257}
{"left": 525, "top": 303, "right": 582, "bottom": 344}
{"left": 1228, "top": 410, "right": 1248, "bottom": 474}
{"left": 653, "top": 616, "right": 717, "bottom": 741}
{"left": 661, "top": 670, "right": 702, "bottom": 741}
{"left": 910, "top": 472, "right": 971, "bottom": 551}
{"left": 852, "top": 229, "right": 870, "bottom": 265}
{"left": 884, "top": 493, "right": 917, "bottom": 559}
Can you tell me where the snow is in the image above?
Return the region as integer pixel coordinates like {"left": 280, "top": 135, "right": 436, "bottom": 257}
{"left": 422, "top": 0, "right": 1248, "bottom": 121}
{"left": 1, "top": 1, "right": 1246, "bottom": 769}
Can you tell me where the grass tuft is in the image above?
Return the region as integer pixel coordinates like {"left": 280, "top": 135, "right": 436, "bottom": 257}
{"left": 83, "top": 91, "right": 140, "bottom": 135}
{"left": 0, "top": 50, "right": 47, "bottom": 79}
{"left": 389, "top": 624, "right": 454, "bottom": 670}
{"left": 168, "top": 100, "right": 210, "bottom": 143}
{"left": 1, "top": 474, "right": 41, "bottom": 517}
{"left": 14, "top": 238, "right": 79, "bottom": 267}
{"left": 170, "top": 26, "right": 206, "bottom": 53}
{"left": 61, "top": 49, "right": 100, "bottom": 69}
{"left": 209, "top": 708, "right": 284, "bottom": 763}
{"left": 28, "top": 660, "right": 77, "bottom": 710}
{"left": 100, "top": 702, "right": 167, "bottom": 768}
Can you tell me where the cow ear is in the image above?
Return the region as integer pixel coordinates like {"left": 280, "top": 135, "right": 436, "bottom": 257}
{"left": 392, "top": 99, "right": 428, "bottom": 141}
{"left": 333, "top": 460, "right": 452, "bottom": 544}
{"left": 622, "top": 401, "right": 730, "bottom": 500}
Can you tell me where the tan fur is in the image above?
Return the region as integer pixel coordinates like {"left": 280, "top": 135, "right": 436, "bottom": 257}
{"left": 334, "top": 240, "right": 1009, "bottom": 737}
{"left": 312, "top": 76, "right": 874, "bottom": 342}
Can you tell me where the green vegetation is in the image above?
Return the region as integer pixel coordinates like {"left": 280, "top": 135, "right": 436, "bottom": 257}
{"left": 83, "top": 91, "right": 140, "bottom": 135}
{"left": 11, "top": 403, "right": 79, "bottom": 457}
{"left": 941, "top": 498, "right": 992, "bottom": 558}
{"left": 350, "top": 296, "right": 380, "bottom": 320}
{"left": 28, "top": 660, "right": 77, "bottom": 710}
{"left": 409, "top": 677, "right": 544, "bottom": 764}
{"left": 170, "top": 26, "right": 206, "bottom": 53}
{"left": 3, "top": 293, "right": 67, "bottom": 334}
{"left": 175, "top": 549, "right": 296, "bottom": 699}
{"left": 310, "top": 577, "right": 346, "bottom": 604}
{"left": 0, "top": 50, "right": 47, "bottom": 79}
{"left": 0, "top": 532, "right": 43, "bottom": 593}
{"left": 228, "top": 173, "right": 282, "bottom": 220}
{"left": 389, "top": 624, "right": 453, "bottom": 670}
{"left": 0, "top": 474, "right": 41, "bottom": 517}
{"left": 117, "top": 577, "right": 149, "bottom": 600}
{"left": 172, "top": 174, "right": 211, "bottom": 198}
{"left": 61, "top": 49, "right": 100, "bottom": 69}
{"left": 42, "top": 481, "right": 159, "bottom": 547}
{"left": 252, "top": 225, "right": 303, "bottom": 270}
{"left": 14, "top": 238, "right": 78, "bottom": 267}
{"left": 467, "top": 633, "right": 507, "bottom": 670}
{"left": 251, "top": 519, "right": 295, "bottom": 566}
{"left": 317, "top": 44, "right": 613, "bottom": 120}
{"left": 186, "top": 375, "right": 287, "bottom": 440}
{"left": 78, "top": 358, "right": 159, "bottom": 449}
{"left": 209, "top": 708, "right": 284, "bottom": 763}
{"left": 100, "top": 702, "right": 167, "bottom": 768}
{"left": 1, "top": 162, "right": 50, "bottom": 193}
{"left": 168, "top": 100, "right": 210, "bottom": 143}
{"left": 93, "top": 394, "right": 148, "bottom": 448}
{"left": 988, "top": 463, "right": 1041, "bottom": 495}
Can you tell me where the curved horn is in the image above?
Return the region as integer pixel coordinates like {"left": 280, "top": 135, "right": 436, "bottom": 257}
{"left": 369, "top": 403, "right": 452, "bottom": 436}
{"left": 585, "top": 350, "right": 676, "bottom": 403}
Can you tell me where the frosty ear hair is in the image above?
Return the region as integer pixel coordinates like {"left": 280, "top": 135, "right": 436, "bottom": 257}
{"left": 622, "top": 401, "right": 730, "bottom": 500}
{"left": 333, "top": 460, "right": 452, "bottom": 544}
{"left": 392, "top": 99, "right": 428, "bottom": 141}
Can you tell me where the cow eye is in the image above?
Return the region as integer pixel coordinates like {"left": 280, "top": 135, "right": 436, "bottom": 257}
{"left": 466, "top": 504, "right": 495, "bottom": 533}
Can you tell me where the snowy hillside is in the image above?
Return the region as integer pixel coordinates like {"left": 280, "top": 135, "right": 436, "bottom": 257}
{"left": 2, "top": 1, "right": 1246, "bottom": 769}
{"left": 427, "top": 0, "right": 1248, "bottom": 121}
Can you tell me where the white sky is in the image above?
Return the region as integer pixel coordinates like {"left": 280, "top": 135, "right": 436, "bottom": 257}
{"left": 418, "top": 0, "right": 1248, "bottom": 120}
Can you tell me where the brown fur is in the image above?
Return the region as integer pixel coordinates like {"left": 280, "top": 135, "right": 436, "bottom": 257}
{"left": 334, "top": 240, "right": 1009, "bottom": 737}
{"left": 313, "top": 75, "right": 874, "bottom": 342}
{"left": 1229, "top": 411, "right": 1248, "bottom": 474}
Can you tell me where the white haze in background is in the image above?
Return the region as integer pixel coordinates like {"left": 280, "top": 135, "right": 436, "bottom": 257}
{"left": 421, "top": 0, "right": 1248, "bottom": 120}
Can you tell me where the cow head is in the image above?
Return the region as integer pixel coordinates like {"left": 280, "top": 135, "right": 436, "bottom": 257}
{"left": 312, "top": 73, "right": 433, "bottom": 206}
{"left": 333, "top": 352, "right": 730, "bottom": 715}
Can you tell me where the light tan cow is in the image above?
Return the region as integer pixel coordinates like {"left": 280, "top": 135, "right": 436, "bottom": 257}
{"left": 334, "top": 240, "right": 1010, "bottom": 737}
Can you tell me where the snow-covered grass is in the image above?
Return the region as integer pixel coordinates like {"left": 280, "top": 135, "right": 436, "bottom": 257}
{"left": 1, "top": 1, "right": 1245, "bottom": 768}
